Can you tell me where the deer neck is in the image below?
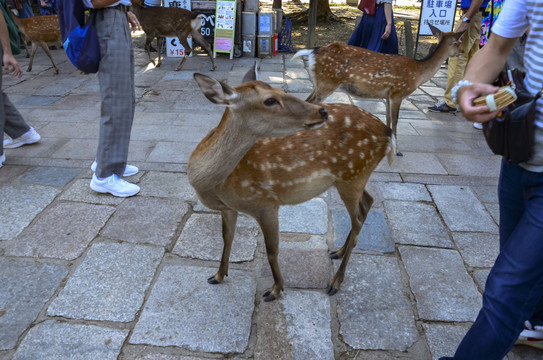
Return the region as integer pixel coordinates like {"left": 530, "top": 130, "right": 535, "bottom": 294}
{"left": 415, "top": 40, "right": 451, "bottom": 85}
{"left": 187, "top": 109, "right": 260, "bottom": 192}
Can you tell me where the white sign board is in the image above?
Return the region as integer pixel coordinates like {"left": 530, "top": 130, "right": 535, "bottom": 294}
{"left": 165, "top": 0, "right": 192, "bottom": 57}
{"left": 418, "top": 0, "right": 458, "bottom": 36}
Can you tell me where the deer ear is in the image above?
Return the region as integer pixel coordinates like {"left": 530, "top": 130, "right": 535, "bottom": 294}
{"left": 429, "top": 24, "right": 442, "bottom": 38}
{"left": 241, "top": 62, "right": 258, "bottom": 83}
{"left": 453, "top": 30, "right": 466, "bottom": 41}
{"left": 193, "top": 73, "right": 239, "bottom": 105}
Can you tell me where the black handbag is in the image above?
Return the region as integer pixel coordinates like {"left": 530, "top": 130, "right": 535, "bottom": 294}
{"left": 482, "top": 68, "right": 542, "bottom": 164}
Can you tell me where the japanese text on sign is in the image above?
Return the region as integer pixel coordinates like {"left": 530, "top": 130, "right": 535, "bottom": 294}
{"left": 418, "top": 0, "right": 458, "bottom": 36}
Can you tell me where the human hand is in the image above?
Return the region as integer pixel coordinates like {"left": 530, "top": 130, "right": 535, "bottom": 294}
{"left": 127, "top": 11, "right": 141, "bottom": 32}
{"left": 3, "top": 54, "right": 22, "bottom": 78}
{"left": 381, "top": 23, "right": 392, "bottom": 39}
{"left": 458, "top": 83, "right": 501, "bottom": 124}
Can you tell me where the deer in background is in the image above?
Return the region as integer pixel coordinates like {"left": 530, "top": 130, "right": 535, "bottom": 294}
{"left": 189, "top": 65, "right": 395, "bottom": 301}
{"left": 11, "top": 14, "right": 61, "bottom": 74}
{"left": 131, "top": 0, "right": 217, "bottom": 71}
{"left": 292, "top": 24, "right": 464, "bottom": 155}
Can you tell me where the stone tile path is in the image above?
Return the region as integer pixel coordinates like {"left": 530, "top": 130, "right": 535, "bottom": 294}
{"left": 0, "top": 39, "right": 541, "bottom": 360}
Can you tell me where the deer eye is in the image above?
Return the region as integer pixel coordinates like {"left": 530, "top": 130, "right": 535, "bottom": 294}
{"left": 264, "top": 98, "right": 279, "bottom": 106}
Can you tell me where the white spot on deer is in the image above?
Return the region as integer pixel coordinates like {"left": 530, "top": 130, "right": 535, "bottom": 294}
{"left": 316, "top": 150, "right": 322, "bottom": 156}
{"left": 327, "top": 140, "right": 332, "bottom": 146}
{"left": 363, "top": 138, "right": 369, "bottom": 145}
{"left": 331, "top": 157, "right": 337, "bottom": 163}
{"left": 348, "top": 162, "right": 353, "bottom": 168}
{"left": 357, "top": 140, "right": 363, "bottom": 147}
{"left": 344, "top": 117, "right": 351, "bottom": 127}
{"left": 241, "top": 180, "right": 250, "bottom": 187}
{"left": 359, "top": 152, "right": 366, "bottom": 159}
{"left": 348, "top": 148, "right": 354, "bottom": 154}
{"left": 372, "top": 135, "right": 377, "bottom": 142}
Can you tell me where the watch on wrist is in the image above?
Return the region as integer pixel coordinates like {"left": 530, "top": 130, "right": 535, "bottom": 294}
{"left": 462, "top": 16, "right": 471, "bottom": 23}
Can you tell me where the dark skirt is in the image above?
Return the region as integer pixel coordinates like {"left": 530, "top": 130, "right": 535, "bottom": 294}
{"left": 348, "top": 5, "right": 398, "bottom": 55}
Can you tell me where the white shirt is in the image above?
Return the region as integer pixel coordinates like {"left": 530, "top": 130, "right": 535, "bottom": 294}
{"left": 491, "top": 0, "right": 543, "bottom": 170}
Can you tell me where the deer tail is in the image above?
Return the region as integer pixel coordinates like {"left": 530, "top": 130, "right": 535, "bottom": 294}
{"left": 291, "top": 49, "right": 315, "bottom": 62}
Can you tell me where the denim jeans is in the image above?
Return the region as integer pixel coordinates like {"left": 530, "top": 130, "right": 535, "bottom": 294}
{"left": 440, "top": 159, "right": 543, "bottom": 360}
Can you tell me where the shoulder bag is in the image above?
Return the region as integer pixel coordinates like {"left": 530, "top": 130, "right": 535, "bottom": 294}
{"left": 482, "top": 68, "right": 542, "bottom": 164}
{"left": 358, "top": 0, "right": 377, "bottom": 16}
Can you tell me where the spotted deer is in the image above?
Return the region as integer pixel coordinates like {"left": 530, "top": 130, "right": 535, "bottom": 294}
{"left": 292, "top": 25, "right": 464, "bottom": 154}
{"left": 189, "top": 65, "right": 396, "bottom": 301}
{"left": 11, "top": 14, "right": 61, "bottom": 74}
{"left": 131, "top": 0, "right": 217, "bottom": 71}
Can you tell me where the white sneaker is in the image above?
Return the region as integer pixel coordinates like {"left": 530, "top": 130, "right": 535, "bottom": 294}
{"left": 516, "top": 320, "right": 543, "bottom": 350}
{"left": 90, "top": 173, "right": 140, "bottom": 197}
{"left": 3, "top": 127, "right": 40, "bottom": 148}
{"left": 0, "top": 153, "right": 4, "bottom": 168}
{"left": 473, "top": 122, "right": 483, "bottom": 130}
{"left": 91, "top": 161, "right": 138, "bottom": 177}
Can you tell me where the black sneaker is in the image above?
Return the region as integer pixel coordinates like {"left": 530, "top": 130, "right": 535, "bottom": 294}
{"left": 428, "top": 101, "right": 457, "bottom": 113}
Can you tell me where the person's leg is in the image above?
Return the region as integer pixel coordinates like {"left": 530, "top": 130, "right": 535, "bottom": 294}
{"left": 94, "top": 9, "right": 135, "bottom": 179}
{"left": 449, "top": 162, "right": 543, "bottom": 359}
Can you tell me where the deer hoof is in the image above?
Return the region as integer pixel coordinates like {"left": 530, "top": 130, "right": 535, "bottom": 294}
{"left": 396, "top": 151, "right": 403, "bottom": 156}
{"left": 329, "top": 251, "right": 340, "bottom": 260}
{"left": 262, "top": 291, "right": 276, "bottom": 302}
{"left": 207, "top": 275, "right": 220, "bottom": 284}
{"left": 326, "top": 286, "right": 338, "bottom": 296}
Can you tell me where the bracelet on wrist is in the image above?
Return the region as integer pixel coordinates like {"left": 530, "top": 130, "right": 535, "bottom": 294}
{"left": 451, "top": 80, "right": 473, "bottom": 105}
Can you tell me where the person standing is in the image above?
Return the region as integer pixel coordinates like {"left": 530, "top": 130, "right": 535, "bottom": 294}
{"left": 428, "top": 0, "right": 489, "bottom": 113}
{"left": 444, "top": 0, "right": 543, "bottom": 357}
{"left": 83, "top": 0, "right": 141, "bottom": 197}
{"left": 37, "top": 0, "right": 57, "bottom": 15}
{"left": 0, "top": 5, "right": 40, "bottom": 169}
{"left": 348, "top": 0, "right": 398, "bottom": 55}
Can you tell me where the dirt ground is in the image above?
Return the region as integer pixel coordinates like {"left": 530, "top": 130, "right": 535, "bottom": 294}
{"left": 132, "top": 4, "right": 436, "bottom": 59}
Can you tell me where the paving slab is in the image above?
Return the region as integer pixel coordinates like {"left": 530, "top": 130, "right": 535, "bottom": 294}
{"left": 100, "top": 197, "right": 189, "bottom": 246}
{"left": 423, "top": 323, "right": 472, "bottom": 360}
{"left": 428, "top": 185, "right": 498, "bottom": 233}
{"left": 0, "top": 183, "right": 59, "bottom": 241}
{"left": 47, "top": 242, "right": 164, "bottom": 322}
{"left": 174, "top": 213, "right": 259, "bottom": 262}
{"left": 12, "top": 320, "right": 128, "bottom": 360}
{"left": 19, "top": 166, "right": 81, "bottom": 187}
{"left": 384, "top": 200, "right": 453, "bottom": 247}
{"left": 452, "top": 232, "right": 500, "bottom": 268}
{"left": 130, "top": 264, "right": 256, "bottom": 353}
{"left": 5, "top": 202, "right": 115, "bottom": 260}
{"left": 379, "top": 182, "right": 432, "bottom": 202}
{"left": 0, "top": 259, "right": 69, "bottom": 350}
{"left": 138, "top": 172, "right": 198, "bottom": 201}
{"left": 332, "top": 208, "right": 395, "bottom": 253}
{"left": 336, "top": 254, "right": 418, "bottom": 351}
{"left": 399, "top": 246, "right": 481, "bottom": 322}
{"left": 279, "top": 198, "right": 328, "bottom": 234}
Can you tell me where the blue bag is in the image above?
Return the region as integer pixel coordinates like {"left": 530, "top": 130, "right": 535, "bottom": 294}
{"left": 58, "top": 0, "right": 100, "bottom": 73}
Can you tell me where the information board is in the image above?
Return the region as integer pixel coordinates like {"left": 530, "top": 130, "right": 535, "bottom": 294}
{"left": 214, "top": 0, "right": 236, "bottom": 58}
{"left": 165, "top": 0, "right": 192, "bottom": 58}
{"left": 418, "top": 0, "right": 458, "bottom": 36}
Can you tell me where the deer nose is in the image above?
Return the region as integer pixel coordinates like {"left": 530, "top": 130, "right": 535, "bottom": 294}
{"left": 319, "top": 108, "right": 328, "bottom": 120}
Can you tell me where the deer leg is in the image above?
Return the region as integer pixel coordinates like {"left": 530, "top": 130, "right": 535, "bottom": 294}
{"left": 155, "top": 37, "right": 163, "bottom": 67}
{"left": 26, "top": 42, "right": 39, "bottom": 72}
{"left": 254, "top": 209, "right": 283, "bottom": 301}
{"left": 328, "top": 186, "right": 373, "bottom": 296}
{"left": 175, "top": 35, "right": 192, "bottom": 71}
{"left": 145, "top": 35, "right": 156, "bottom": 66}
{"left": 38, "top": 41, "right": 59, "bottom": 74}
{"left": 191, "top": 30, "right": 217, "bottom": 71}
{"left": 387, "top": 97, "right": 403, "bottom": 156}
{"left": 305, "top": 85, "right": 336, "bottom": 104}
{"left": 208, "top": 209, "right": 238, "bottom": 284}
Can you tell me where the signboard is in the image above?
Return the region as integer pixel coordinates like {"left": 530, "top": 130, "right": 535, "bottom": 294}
{"left": 197, "top": 10, "right": 215, "bottom": 45}
{"left": 418, "top": 0, "right": 458, "bottom": 36}
{"left": 165, "top": 0, "right": 192, "bottom": 58}
{"left": 214, "top": 0, "right": 236, "bottom": 58}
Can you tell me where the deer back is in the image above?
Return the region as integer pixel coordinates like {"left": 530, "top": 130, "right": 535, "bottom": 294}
{"left": 13, "top": 15, "right": 60, "bottom": 43}
{"left": 131, "top": 3, "right": 199, "bottom": 37}
{"left": 221, "top": 103, "right": 394, "bottom": 206}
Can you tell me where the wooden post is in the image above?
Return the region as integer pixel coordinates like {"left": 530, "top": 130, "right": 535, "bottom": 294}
{"left": 307, "top": 0, "right": 317, "bottom": 48}
{"left": 404, "top": 20, "right": 414, "bottom": 58}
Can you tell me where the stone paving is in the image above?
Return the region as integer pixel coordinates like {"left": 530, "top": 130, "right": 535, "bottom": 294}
{"left": 0, "top": 40, "right": 542, "bottom": 360}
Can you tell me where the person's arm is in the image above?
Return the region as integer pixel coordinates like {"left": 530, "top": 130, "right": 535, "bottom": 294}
{"left": 457, "top": 33, "right": 518, "bottom": 123}
{"left": 381, "top": 3, "right": 393, "bottom": 40}
{"left": 0, "top": 9, "right": 22, "bottom": 77}
{"left": 456, "top": 0, "right": 485, "bottom": 37}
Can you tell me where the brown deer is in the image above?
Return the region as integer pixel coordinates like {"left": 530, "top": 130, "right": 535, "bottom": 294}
{"left": 11, "top": 14, "right": 61, "bottom": 74}
{"left": 292, "top": 25, "right": 464, "bottom": 155}
{"left": 189, "top": 66, "right": 396, "bottom": 301}
{"left": 131, "top": 0, "right": 217, "bottom": 71}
